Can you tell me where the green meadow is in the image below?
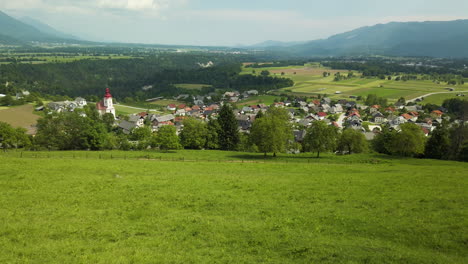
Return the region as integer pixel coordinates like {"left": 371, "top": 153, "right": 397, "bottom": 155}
{"left": 243, "top": 65, "right": 468, "bottom": 102}
{"left": 420, "top": 92, "right": 468, "bottom": 105}
{"left": 0, "top": 150, "right": 467, "bottom": 263}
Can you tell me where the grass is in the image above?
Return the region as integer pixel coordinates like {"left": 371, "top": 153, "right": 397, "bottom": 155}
{"left": 237, "top": 95, "right": 280, "bottom": 106}
{"left": 0, "top": 150, "right": 467, "bottom": 263}
{"left": 0, "top": 104, "right": 40, "bottom": 134}
{"left": 421, "top": 93, "right": 468, "bottom": 105}
{"left": 149, "top": 99, "right": 184, "bottom": 106}
{"left": 175, "top": 84, "right": 211, "bottom": 90}
{"left": 0, "top": 53, "right": 137, "bottom": 64}
{"left": 242, "top": 65, "right": 468, "bottom": 102}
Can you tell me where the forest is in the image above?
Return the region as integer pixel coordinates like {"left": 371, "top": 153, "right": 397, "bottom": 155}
{"left": 0, "top": 53, "right": 293, "bottom": 100}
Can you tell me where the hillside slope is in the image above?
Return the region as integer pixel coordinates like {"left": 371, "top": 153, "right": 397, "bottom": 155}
{"left": 267, "top": 20, "right": 468, "bottom": 58}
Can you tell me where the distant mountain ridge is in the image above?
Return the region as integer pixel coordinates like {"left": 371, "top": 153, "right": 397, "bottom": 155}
{"left": 0, "top": 10, "right": 86, "bottom": 45}
{"left": 19, "top": 16, "right": 80, "bottom": 40}
{"left": 252, "top": 20, "right": 468, "bottom": 58}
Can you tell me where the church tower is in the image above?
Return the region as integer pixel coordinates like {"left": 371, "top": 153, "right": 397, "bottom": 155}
{"left": 96, "top": 88, "right": 116, "bottom": 118}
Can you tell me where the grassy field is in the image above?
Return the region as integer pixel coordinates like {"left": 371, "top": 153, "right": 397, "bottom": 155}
{"left": 0, "top": 53, "right": 137, "bottom": 64}
{"left": 0, "top": 104, "right": 40, "bottom": 134}
{"left": 420, "top": 93, "right": 468, "bottom": 105}
{"left": 242, "top": 65, "right": 467, "bottom": 102}
{"left": 175, "top": 84, "right": 212, "bottom": 90}
{"left": 0, "top": 150, "right": 467, "bottom": 263}
{"left": 237, "top": 95, "right": 280, "bottom": 106}
{"left": 149, "top": 99, "right": 184, "bottom": 106}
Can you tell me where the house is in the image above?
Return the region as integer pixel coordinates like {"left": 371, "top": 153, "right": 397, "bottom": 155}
{"left": 229, "top": 97, "right": 239, "bottom": 103}
{"left": 152, "top": 114, "right": 175, "bottom": 127}
{"left": 247, "top": 90, "right": 259, "bottom": 95}
{"left": 177, "top": 104, "right": 186, "bottom": 109}
{"left": 385, "top": 107, "right": 396, "bottom": 113}
{"left": 330, "top": 104, "right": 343, "bottom": 114}
{"left": 372, "top": 112, "right": 386, "bottom": 123}
{"left": 401, "top": 113, "right": 417, "bottom": 122}
{"left": 321, "top": 97, "right": 331, "bottom": 105}
{"left": 75, "top": 97, "right": 87, "bottom": 107}
{"left": 321, "top": 104, "right": 331, "bottom": 113}
{"left": 167, "top": 104, "right": 177, "bottom": 111}
{"left": 128, "top": 114, "right": 145, "bottom": 127}
{"left": 431, "top": 110, "right": 443, "bottom": 118}
{"left": 317, "top": 112, "right": 327, "bottom": 120}
{"left": 345, "top": 101, "right": 357, "bottom": 109}
{"left": 293, "top": 130, "right": 307, "bottom": 143}
{"left": 369, "top": 105, "right": 380, "bottom": 114}
{"left": 96, "top": 88, "right": 116, "bottom": 118}
{"left": 118, "top": 120, "right": 138, "bottom": 134}
{"left": 241, "top": 106, "right": 253, "bottom": 113}
{"left": 176, "top": 109, "right": 186, "bottom": 116}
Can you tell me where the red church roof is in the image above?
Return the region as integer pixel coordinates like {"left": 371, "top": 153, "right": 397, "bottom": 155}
{"left": 104, "top": 88, "right": 112, "bottom": 98}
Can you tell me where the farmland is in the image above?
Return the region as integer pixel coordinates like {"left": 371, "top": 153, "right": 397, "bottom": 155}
{"left": 0, "top": 53, "right": 137, "bottom": 64}
{"left": 0, "top": 104, "right": 40, "bottom": 134}
{"left": 0, "top": 150, "right": 466, "bottom": 263}
{"left": 242, "top": 65, "right": 468, "bottom": 102}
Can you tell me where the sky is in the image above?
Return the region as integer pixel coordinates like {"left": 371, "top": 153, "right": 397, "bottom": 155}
{"left": 1, "top": 0, "right": 468, "bottom": 46}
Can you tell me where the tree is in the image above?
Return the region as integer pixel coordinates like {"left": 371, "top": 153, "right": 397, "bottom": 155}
{"left": 180, "top": 118, "right": 207, "bottom": 149}
{"left": 0, "top": 95, "right": 14, "bottom": 106}
{"left": 387, "top": 123, "right": 426, "bottom": 157}
{"left": 205, "top": 118, "right": 220, "bottom": 149}
{"left": 302, "top": 121, "right": 338, "bottom": 158}
{"left": 249, "top": 107, "right": 292, "bottom": 157}
{"left": 155, "top": 125, "right": 181, "bottom": 151}
{"left": 424, "top": 125, "right": 450, "bottom": 159}
{"left": 372, "top": 125, "right": 396, "bottom": 154}
{"left": 0, "top": 121, "right": 16, "bottom": 149}
{"left": 218, "top": 104, "right": 240, "bottom": 150}
{"left": 260, "top": 70, "right": 270, "bottom": 76}
{"left": 338, "top": 129, "right": 368, "bottom": 154}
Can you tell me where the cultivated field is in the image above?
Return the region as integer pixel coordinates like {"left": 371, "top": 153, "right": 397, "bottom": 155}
{"left": 0, "top": 150, "right": 466, "bottom": 263}
{"left": 243, "top": 65, "right": 468, "bottom": 102}
{"left": 0, "top": 53, "right": 137, "bottom": 64}
{"left": 175, "top": 84, "right": 212, "bottom": 90}
{"left": 0, "top": 104, "right": 40, "bottom": 134}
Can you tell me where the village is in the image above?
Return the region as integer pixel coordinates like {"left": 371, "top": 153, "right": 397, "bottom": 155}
{"left": 43, "top": 87, "right": 453, "bottom": 148}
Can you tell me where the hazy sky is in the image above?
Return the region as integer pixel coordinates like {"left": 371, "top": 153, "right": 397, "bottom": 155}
{"left": 2, "top": 0, "right": 468, "bottom": 46}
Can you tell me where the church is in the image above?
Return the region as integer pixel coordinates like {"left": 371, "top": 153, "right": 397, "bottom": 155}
{"left": 96, "top": 88, "right": 116, "bottom": 118}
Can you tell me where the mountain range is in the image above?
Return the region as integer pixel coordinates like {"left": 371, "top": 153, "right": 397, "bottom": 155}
{"left": 0, "top": 9, "right": 467, "bottom": 58}
{"left": 254, "top": 20, "right": 468, "bottom": 58}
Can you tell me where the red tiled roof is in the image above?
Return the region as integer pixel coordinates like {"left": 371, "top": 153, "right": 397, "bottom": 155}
{"left": 177, "top": 104, "right": 186, "bottom": 109}
{"left": 432, "top": 110, "right": 443, "bottom": 116}
{"left": 192, "top": 105, "right": 201, "bottom": 110}
{"left": 138, "top": 112, "right": 148, "bottom": 117}
{"left": 371, "top": 105, "right": 380, "bottom": 109}
{"left": 318, "top": 112, "right": 327, "bottom": 117}
{"left": 421, "top": 127, "right": 430, "bottom": 135}
{"left": 409, "top": 111, "right": 419, "bottom": 117}
{"left": 104, "top": 88, "right": 112, "bottom": 98}
{"left": 168, "top": 104, "right": 176, "bottom": 108}
{"left": 96, "top": 101, "right": 106, "bottom": 110}
{"left": 402, "top": 113, "right": 413, "bottom": 120}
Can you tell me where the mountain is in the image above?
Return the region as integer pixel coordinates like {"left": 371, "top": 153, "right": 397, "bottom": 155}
{"left": 248, "top": 40, "right": 308, "bottom": 48}
{"left": 263, "top": 20, "right": 468, "bottom": 58}
{"left": 19, "top": 16, "right": 79, "bottom": 40}
{"left": 0, "top": 10, "right": 87, "bottom": 45}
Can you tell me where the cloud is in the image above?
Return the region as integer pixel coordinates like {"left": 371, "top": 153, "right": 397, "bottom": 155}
{"left": 1, "top": 0, "right": 187, "bottom": 17}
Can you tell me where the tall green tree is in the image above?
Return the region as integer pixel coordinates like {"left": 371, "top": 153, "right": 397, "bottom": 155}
{"left": 218, "top": 104, "right": 239, "bottom": 150}
{"left": 387, "top": 123, "right": 426, "bottom": 157}
{"left": 303, "top": 121, "right": 338, "bottom": 158}
{"left": 250, "top": 107, "right": 293, "bottom": 157}
{"left": 180, "top": 118, "right": 207, "bottom": 149}
{"left": 338, "top": 129, "right": 368, "bottom": 154}
{"left": 424, "top": 125, "right": 450, "bottom": 159}
{"left": 205, "top": 118, "right": 220, "bottom": 149}
{"left": 156, "top": 125, "right": 181, "bottom": 151}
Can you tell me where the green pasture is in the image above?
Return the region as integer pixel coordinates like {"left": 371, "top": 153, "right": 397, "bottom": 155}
{"left": 0, "top": 150, "right": 467, "bottom": 263}
{"left": 175, "top": 84, "right": 212, "bottom": 90}
{"left": 238, "top": 95, "right": 280, "bottom": 106}
{"left": 0, "top": 53, "right": 137, "bottom": 64}
{"left": 242, "top": 64, "right": 467, "bottom": 101}
{"left": 420, "top": 93, "right": 468, "bottom": 105}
